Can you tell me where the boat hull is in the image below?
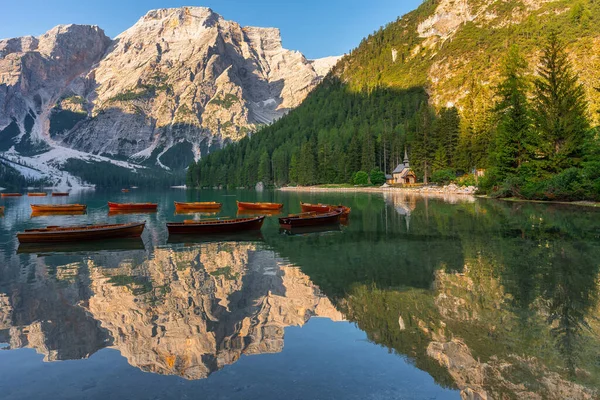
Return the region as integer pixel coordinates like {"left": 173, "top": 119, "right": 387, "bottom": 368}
{"left": 108, "top": 202, "right": 158, "bottom": 211}
{"left": 237, "top": 201, "right": 283, "bottom": 211}
{"left": 167, "top": 216, "right": 265, "bottom": 235}
{"left": 174, "top": 202, "right": 222, "bottom": 211}
{"left": 279, "top": 210, "right": 342, "bottom": 229}
{"left": 31, "top": 204, "right": 87, "bottom": 212}
{"left": 27, "top": 193, "right": 47, "bottom": 197}
{"left": 1, "top": 193, "right": 22, "bottom": 197}
{"left": 17, "top": 222, "right": 145, "bottom": 243}
{"left": 51, "top": 192, "right": 69, "bottom": 197}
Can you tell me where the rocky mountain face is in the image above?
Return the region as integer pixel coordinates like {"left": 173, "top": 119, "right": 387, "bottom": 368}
{"left": 0, "top": 7, "right": 338, "bottom": 186}
{"left": 338, "top": 0, "right": 600, "bottom": 116}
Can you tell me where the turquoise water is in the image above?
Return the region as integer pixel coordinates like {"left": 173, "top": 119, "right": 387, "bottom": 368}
{"left": 0, "top": 189, "right": 599, "bottom": 399}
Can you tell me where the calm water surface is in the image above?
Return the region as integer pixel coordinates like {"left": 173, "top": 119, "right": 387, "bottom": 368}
{"left": 0, "top": 189, "right": 599, "bottom": 399}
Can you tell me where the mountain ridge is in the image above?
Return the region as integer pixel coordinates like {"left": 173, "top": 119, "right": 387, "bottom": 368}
{"left": 0, "top": 7, "right": 339, "bottom": 189}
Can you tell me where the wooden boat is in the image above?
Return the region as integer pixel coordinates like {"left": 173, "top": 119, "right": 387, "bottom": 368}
{"left": 1, "top": 193, "right": 22, "bottom": 197}
{"left": 301, "top": 202, "right": 351, "bottom": 217}
{"left": 31, "top": 204, "right": 87, "bottom": 212}
{"left": 51, "top": 192, "right": 69, "bottom": 197}
{"left": 167, "top": 216, "right": 265, "bottom": 235}
{"left": 237, "top": 201, "right": 283, "bottom": 211}
{"left": 17, "top": 222, "right": 145, "bottom": 243}
{"left": 174, "top": 201, "right": 222, "bottom": 211}
{"left": 108, "top": 202, "right": 158, "bottom": 211}
{"left": 121, "top": 189, "right": 130, "bottom": 193}
{"left": 279, "top": 209, "right": 342, "bottom": 229}
{"left": 28, "top": 192, "right": 48, "bottom": 197}
{"left": 0, "top": 206, "right": 4, "bottom": 214}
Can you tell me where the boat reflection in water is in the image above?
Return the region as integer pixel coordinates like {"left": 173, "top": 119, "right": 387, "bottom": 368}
{"left": 17, "top": 238, "right": 146, "bottom": 255}
{"left": 237, "top": 209, "right": 282, "bottom": 217}
{"left": 108, "top": 209, "right": 158, "bottom": 216}
{"left": 279, "top": 223, "right": 342, "bottom": 236}
{"left": 31, "top": 210, "right": 87, "bottom": 218}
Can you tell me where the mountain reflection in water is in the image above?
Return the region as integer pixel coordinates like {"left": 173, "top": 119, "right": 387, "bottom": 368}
{"left": 0, "top": 190, "right": 599, "bottom": 399}
{"left": 1, "top": 241, "right": 342, "bottom": 380}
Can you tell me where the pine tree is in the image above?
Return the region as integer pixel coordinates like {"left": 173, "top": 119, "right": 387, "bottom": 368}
{"left": 412, "top": 102, "right": 435, "bottom": 183}
{"left": 493, "top": 45, "right": 533, "bottom": 179}
{"left": 533, "top": 32, "right": 590, "bottom": 172}
{"left": 258, "top": 151, "right": 271, "bottom": 184}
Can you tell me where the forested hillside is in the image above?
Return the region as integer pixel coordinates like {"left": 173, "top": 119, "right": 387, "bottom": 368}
{"left": 188, "top": 0, "right": 600, "bottom": 200}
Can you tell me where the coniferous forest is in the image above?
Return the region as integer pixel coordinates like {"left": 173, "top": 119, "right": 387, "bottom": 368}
{"left": 188, "top": 32, "right": 599, "bottom": 201}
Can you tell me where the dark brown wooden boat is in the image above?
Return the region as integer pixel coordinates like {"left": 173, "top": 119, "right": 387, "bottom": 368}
{"left": 108, "top": 202, "right": 158, "bottom": 211}
{"left": 301, "top": 202, "right": 351, "bottom": 218}
{"left": 167, "top": 216, "right": 265, "bottom": 235}
{"left": 237, "top": 201, "right": 283, "bottom": 211}
{"left": 51, "top": 192, "right": 70, "bottom": 197}
{"left": 31, "top": 204, "right": 87, "bottom": 212}
{"left": 27, "top": 192, "right": 48, "bottom": 197}
{"left": 0, "top": 206, "right": 4, "bottom": 214}
{"left": 174, "top": 201, "right": 222, "bottom": 211}
{"left": 17, "top": 222, "right": 145, "bottom": 243}
{"left": 278, "top": 209, "right": 342, "bottom": 229}
{"left": 1, "top": 193, "right": 22, "bottom": 197}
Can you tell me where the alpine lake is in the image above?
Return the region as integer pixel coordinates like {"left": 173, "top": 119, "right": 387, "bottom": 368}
{"left": 0, "top": 188, "right": 599, "bottom": 399}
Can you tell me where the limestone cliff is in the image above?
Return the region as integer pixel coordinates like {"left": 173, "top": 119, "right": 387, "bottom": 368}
{"left": 0, "top": 7, "right": 338, "bottom": 181}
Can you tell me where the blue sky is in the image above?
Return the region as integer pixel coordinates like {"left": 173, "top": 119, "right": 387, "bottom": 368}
{"left": 0, "top": 0, "right": 421, "bottom": 59}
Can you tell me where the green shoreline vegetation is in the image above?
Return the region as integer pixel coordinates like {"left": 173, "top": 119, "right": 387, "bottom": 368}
{"left": 187, "top": 1, "right": 600, "bottom": 204}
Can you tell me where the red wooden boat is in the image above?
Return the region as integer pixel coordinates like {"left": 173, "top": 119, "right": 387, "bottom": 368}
{"left": 279, "top": 209, "right": 342, "bottom": 229}
{"left": 108, "top": 202, "right": 158, "bottom": 211}
{"left": 167, "top": 216, "right": 265, "bottom": 235}
{"left": 237, "top": 201, "right": 283, "bottom": 211}
{"left": 174, "top": 201, "right": 222, "bottom": 211}
{"left": 1, "top": 193, "right": 22, "bottom": 197}
{"left": 31, "top": 204, "right": 87, "bottom": 212}
{"left": 301, "top": 202, "right": 351, "bottom": 217}
{"left": 28, "top": 192, "right": 48, "bottom": 197}
{"left": 51, "top": 192, "right": 70, "bottom": 197}
{"left": 17, "top": 222, "right": 146, "bottom": 243}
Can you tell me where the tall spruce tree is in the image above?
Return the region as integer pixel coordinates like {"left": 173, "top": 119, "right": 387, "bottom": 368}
{"left": 493, "top": 45, "right": 533, "bottom": 179}
{"left": 412, "top": 102, "right": 435, "bottom": 183}
{"left": 533, "top": 32, "right": 590, "bottom": 172}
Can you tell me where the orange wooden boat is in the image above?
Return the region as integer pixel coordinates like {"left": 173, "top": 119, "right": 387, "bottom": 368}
{"left": 108, "top": 202, "right": 158, "bottom": 211}
{"left": 31, "top": 204, "right": 87, "bottom": 213}
{"left": 237, "top": 201, "right": 283, "bottom": 211}
{"left": 28, "top": 192, "right": 47, "bottom": 197}
{"left": 51, "top": 192, "right": 70, "bottom": 197}
{"left": 17, "top": 222, "right": 146, "bottom": 243}
{"left": 279, "top": 209, "right": 342, "bottom": 229}
{"left": 174, "top": 201, "right": 222, "bottom": 211}
{"left": 167, "top": 216, "right": 265, "bottom": 235}
{"left": 300, "top": 202, "right": 351, "bottom": 218}
{"left": 121, "top": 189, "right": 130, "bottom": 193}
{"left": 1, "top": 193, "right": 22, "bottom": 197}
